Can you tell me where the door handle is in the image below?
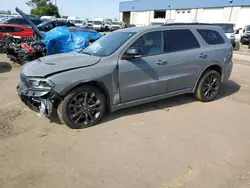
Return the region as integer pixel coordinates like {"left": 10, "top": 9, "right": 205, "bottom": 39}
{"left": 199, "top": 53, "right": 207, "bottom": 59}
{"left": 156, "top": 60, "right": 168, "bottom": 65}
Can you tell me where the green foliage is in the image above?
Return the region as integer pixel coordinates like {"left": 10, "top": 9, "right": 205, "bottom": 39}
{"left": 0, "top": 10, "right": 11, "bottom": 15}
{"left": 26, "top": 0, "right": 60, "bottom": 18}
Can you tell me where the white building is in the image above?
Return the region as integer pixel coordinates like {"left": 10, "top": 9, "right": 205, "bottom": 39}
{"left": 119, "top": 0, "right": 250, "bottom": 29}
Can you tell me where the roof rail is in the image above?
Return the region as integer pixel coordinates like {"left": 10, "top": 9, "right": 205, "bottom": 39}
{"left": 162, "top": 22, "right": 213, "bottom": 26}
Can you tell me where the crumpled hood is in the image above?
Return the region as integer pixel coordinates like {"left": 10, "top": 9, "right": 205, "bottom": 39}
{"left": 21, "top": 52, "right": 101, "bottom": 77}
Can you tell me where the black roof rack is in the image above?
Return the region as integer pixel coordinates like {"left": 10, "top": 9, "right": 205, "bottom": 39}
{"left": 162, "top": 22, "right": 213, "bottom": 26}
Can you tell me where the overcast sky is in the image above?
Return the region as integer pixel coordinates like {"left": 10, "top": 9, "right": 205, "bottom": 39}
{"left": 1, "top": 0, "right": 121, "bottom": 18}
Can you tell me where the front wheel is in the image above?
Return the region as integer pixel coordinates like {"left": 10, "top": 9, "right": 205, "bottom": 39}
{"left": 57, "top": 85, "right": 106, "bottom": 129}
{"left": 194, "top": 70, "right": 221, "bottom": 102}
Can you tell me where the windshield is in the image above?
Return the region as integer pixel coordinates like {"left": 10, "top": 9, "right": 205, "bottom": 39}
{"left": 37, "top": 20, "right": 51, "bottom": 27}
{"left": 151, "top": 22, "right": 164, "bottom": 25}
{"left": 93, "top": 21, "right": 102, "bottom": 25}
{"left": 213, "top": 23, "right": 235, "bottom": 33}
{"left": 246, "top": 25, "right": 250, "bottom": 32}
{"left": 82, "top": 31, "right": 136, "bottom": 57}
{"left": 112, "top": 22, "right": 120, "bottom": 25}
{"left": 75, "top": 20, "right": 84, "bottom": 24}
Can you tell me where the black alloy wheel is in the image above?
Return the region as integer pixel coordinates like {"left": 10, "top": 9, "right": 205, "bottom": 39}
{"left": 195, "top": 70, "right": 221, "bottom": 102}
{"left": 202, "top": 73, "right": 220, "bottom": 99}
{"left": 57, "top": 85, "right": 106, "bottom": 129}
{"left": 68, "top": 92, "right": 102, "bottom": 125}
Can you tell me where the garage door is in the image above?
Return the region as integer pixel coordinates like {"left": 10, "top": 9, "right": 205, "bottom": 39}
{"left": 135, "top": 11, "right": 149, "bottom": 26}
{"left": 175, "top": 10, "right": 192, "bottom": 22}
{"left": 237, "top": 7, "right": 250, "bottom": 29}
{"left": 199, "top": 8, "right": 224, "bottom": 23}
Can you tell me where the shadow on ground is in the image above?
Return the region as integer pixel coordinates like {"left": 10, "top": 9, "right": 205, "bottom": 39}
{"left": 47, "top": 80, "right": 241, "bottom": 127}
{"left": 0, "top": 62, "right": 12, "bottom": 74}
{"left": 101, "top": 80, "right": 241, "bottom": 124}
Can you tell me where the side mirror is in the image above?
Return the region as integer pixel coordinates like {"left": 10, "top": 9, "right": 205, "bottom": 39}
{"left": 123, "top": 47, "right": 142, "bottom": 59}
{"left": 235, "top": 29, "right": 239, "bottom": 34}
{"left": 243, "top": 29, "right": 246, "bottom": 33}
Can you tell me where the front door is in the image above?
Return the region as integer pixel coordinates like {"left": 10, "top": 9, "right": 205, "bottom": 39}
{"left": 118, "top": 30, "right": 168, "bottom": 103}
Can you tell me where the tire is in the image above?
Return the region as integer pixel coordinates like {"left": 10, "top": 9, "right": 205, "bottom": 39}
{"left": 194, "top": 70, "right": 221, "bottom": 102}
{"left": 57, "top": 85, "right": 106, "bottom": 129}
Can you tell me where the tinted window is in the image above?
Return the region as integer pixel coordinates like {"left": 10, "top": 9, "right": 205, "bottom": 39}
{"left": 0, "top": 27, "right": 5, "bottom": 32}
{"left": 15, "top": 27, "right": 24, "bottom": 32}
{"left": 6, "top": 18, "right": 19, "bottom": 24}
{"left": 3, "top": 27, "right": 16, "bottom": 32}
{"left": 17, "top": 19, "right": 28, "bottom": 25}
{"left": 130, "top": 31, "right": 164, "bottom": 56}
{"left": 164, "top": 29, "right": 200, "bottom": 53}
{"left": 31, "top": 19, "right": 42, "bottom": 25}
{"left": 197, "top": 29, "right": 225, "bottom": 45}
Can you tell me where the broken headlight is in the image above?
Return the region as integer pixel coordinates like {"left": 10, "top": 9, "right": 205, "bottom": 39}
{"left": 28, "top": 78, "right": 55, "bottom": 89}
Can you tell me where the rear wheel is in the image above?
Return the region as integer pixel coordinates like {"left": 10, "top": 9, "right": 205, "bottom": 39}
{"left": 57, "top": 85, "right": 106, "bottom": 129}
{"left": 194, "top": 70, "right": 221, "bottom": 102}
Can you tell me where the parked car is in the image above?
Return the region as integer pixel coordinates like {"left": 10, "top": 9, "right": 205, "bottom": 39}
{"left": 104, "top": 21, "right": 112, "bottom": 31}
{"left": 0, "top": 17, "right": 42, "bottom": 27}
{"left": 92, "top": 20, "right": 105, "bottom": 31}
{"left": 111, "top": 21, "right": 121, "bottom": 31}
{"left": 240, "top": 25, "right": 250, "bottom": 45}
{"left": 37, "top": 20, "right": 75, "bottom": 32}
{"left": 0, "top": 24, "right": 34, "bottom": 39}
{"left": 211, "top": 23, "right": 239, "bottom": 50}
{"left": 17, "top": 23, "right": 233, "bottom": 129}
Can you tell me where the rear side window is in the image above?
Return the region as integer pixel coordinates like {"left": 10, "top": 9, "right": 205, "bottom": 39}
{"left": 3, "top": 27, "right": 16, "bottom": 32}
{"left": 31, "top": 19, "right": 42, "bottom": 25}
{"left": 15, "top": 27, "right": 24, "bottom": 32}
{"left": 197, "top": 29, "right": 225, "bottom": 45}
{"left": 164, "top": 29, "right": 200, "bottom": 53}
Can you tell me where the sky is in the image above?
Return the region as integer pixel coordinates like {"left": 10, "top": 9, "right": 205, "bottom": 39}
{"left": 1, "top": 0, "right": 122, "bottom": 19}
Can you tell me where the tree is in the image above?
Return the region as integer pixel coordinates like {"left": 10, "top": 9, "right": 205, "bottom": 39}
{"left": 26, "top": 0, "right": 60, "bottom": 18}
{"left": 0, "top": 10, "right": 11, "bottom": 15}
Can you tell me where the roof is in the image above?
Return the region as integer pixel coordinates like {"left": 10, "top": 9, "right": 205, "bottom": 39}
{"left": 0, "top": 24, "right": 31, "bottom": 28}
{"left": 120, "top": 0, "right": 250, "bottom": 12}
{"left": 117, "top": 23, "right": 221, "bottom": 32}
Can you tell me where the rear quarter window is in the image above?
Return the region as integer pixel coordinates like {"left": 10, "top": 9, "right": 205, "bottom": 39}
{"left": 197, "top": 29, "right": 225, "bottom": 45}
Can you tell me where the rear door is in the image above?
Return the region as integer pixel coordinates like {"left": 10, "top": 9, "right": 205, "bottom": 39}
{"left": 161, "top": 29, "right": 205, "bottom": 92}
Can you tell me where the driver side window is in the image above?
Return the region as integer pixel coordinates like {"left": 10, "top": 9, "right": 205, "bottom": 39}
{"left": 130, "top": 31, "right": 164, "bottom": 56}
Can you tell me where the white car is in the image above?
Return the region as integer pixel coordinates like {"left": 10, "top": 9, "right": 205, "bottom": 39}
{"left": 92, "top": 20, "right": 105, "bottom": 31}
{"left": 104, "top": 21, "right": 112, "bottom": 31}
{"left": 111, "top": 21, "right": 121, "bottom": 31}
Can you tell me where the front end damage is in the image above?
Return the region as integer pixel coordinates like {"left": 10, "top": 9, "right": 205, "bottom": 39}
{"left": 17, "top": 74, "right": 61, "bottom": 116}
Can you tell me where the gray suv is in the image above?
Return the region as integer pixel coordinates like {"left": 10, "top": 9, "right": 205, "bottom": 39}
{"left": 17, "top": 23, "right": 233, "bottom": 129}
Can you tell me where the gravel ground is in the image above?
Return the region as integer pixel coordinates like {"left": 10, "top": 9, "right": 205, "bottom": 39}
{"left": 0, "top": 47, "right": 250, "bottom": 188}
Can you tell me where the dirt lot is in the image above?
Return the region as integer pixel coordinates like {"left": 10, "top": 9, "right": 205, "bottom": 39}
{"left": 0, "top": 47, "right": 250, "bottom": 188}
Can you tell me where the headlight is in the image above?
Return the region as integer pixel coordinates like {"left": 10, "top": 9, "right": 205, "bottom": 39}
{"left": 28, "top": 78, "right": 55, "bottom": 89}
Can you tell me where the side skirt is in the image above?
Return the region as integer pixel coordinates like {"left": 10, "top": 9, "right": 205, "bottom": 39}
{"left": 110, "top": 88, "right": 193, "bottom": 112}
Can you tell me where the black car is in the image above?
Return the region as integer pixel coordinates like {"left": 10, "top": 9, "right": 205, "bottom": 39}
{"left": 0, "top": 17, "right": 42, "bottom": 27}
{"left": 241, "top": 33, "right": 250, "bottom": 45}
{"left": 37, "top": 20, "right": 76, "bottom": 32}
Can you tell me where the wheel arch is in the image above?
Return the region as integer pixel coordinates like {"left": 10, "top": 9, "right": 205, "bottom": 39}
{"left": 193, "top": 64, "right": 223, "bottom": 93}
{"left": 60, "top": 81, "right": 111, "bottom": 111}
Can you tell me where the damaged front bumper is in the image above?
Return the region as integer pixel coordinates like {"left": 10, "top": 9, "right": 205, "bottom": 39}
{"left": 17, "top": 81, "right": 59, "bottom": 116}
